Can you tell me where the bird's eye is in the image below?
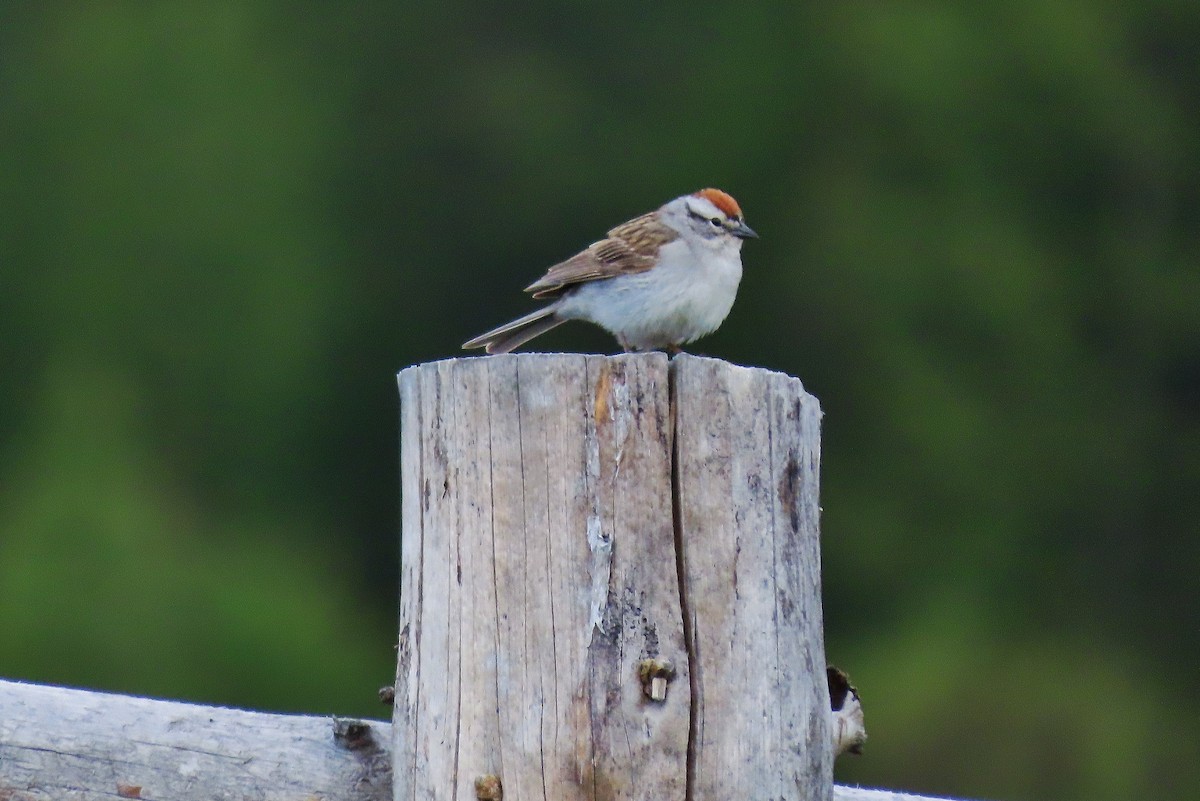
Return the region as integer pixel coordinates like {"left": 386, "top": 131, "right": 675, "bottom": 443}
{"left": 710, "top": 218, "right": 722, "bottom": 227}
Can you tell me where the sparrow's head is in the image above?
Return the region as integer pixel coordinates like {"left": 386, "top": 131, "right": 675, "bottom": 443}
{"left": 667, "top": 188, "right": 758, "bottom": 244}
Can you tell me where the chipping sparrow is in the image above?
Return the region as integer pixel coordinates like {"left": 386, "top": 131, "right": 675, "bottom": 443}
{"left": 462, "top": 188, "right": 757, "bottom": 354}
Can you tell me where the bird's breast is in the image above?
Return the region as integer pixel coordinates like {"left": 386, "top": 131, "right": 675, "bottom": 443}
{"left": 557, "top": 243, "right": 743, "bottom": 349}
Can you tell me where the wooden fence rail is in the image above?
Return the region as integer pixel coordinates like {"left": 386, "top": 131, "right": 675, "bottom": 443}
{"left": 0, "top": 679, "right": 966, "bottom": 801}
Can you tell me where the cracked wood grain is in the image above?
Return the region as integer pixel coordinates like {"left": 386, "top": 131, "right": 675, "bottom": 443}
{"left": 672, "top": 355, "right": 831, "bottom": 801}
{"left": 397, "top": 354, "right": 829, "bottom": 800}
{"left": 0, "top": 679, "right": 390, "bottom": 801}
{"left": 396, "top": 354, "right": 688, "bottom": 801}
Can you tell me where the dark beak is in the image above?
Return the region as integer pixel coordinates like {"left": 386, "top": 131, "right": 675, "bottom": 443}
{"left": 731, "top": 220, "right": 758, "bottom": 239}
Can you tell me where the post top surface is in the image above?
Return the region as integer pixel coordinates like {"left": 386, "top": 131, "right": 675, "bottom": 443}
{"left": 397, "top": 352, "right": 814, "bottom": 403}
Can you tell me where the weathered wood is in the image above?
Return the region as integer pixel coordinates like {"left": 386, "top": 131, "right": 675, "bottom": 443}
{"left": 0, "top": 678, "right": 390, "bottom": 801}
{"left": 672, "top": 354, "right": 831, "bottom": 800}
{"left": 834, "top": 788, "right": 970, "bottom": 801}
{"left": 397, "top": 354, "right": 688, "bottom": 801}
{"left": 0, "top": 354, "right": 834, "bottom": 801}
{"left": 0, "top": 678, "right": 974, "bottom": 801}
{"left": 397, "top": 354, "right": 828, "bottom": 801}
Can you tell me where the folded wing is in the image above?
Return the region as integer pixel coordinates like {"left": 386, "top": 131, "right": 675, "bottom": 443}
{"left": 526, "top": 213, "right": 677, "bottom": 299}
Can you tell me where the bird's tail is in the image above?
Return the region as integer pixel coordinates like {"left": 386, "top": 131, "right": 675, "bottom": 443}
{"left": 461, "top": 305, "right": 566, "bottom": 354}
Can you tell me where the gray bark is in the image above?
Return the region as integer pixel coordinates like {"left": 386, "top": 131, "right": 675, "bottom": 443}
{"left": 397, "top": 354, "right": 688, "bottom": 801}
{"left": 0, "top": 678, "right": 390, "bottom": 801}
{"left": 396, "top": 354, "right": 829, "bottom": 801}
{"left": 673, "top": 356, "right": 831, "bottom": 801}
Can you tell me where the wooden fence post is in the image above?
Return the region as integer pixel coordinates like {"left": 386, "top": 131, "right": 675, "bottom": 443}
{"left": 395, "top": 353, "right": 830, "bottom": 801}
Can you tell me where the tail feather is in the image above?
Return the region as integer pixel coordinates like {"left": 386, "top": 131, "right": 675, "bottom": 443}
{"left": 462, "top": 305, "right": 566, "bottom": 354}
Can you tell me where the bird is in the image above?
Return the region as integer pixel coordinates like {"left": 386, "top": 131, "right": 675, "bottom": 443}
{"left": 828, "top": 665, "right": 866, "bottom": 757}
{"left": 462, "top": 188, "right": 757, "bottom": 355}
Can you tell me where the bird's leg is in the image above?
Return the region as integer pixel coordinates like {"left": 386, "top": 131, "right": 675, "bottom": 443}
{"left": 618, "top": 335, "right": 633, "bottom": 353}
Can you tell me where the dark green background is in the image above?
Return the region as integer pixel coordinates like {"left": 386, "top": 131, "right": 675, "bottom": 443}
{"left": 1, "top": 4, "right": 1196, "bottom": 799}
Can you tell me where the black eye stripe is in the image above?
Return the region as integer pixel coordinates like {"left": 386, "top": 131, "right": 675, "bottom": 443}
{"left": 689, "top": 207, "right": 730, "bottom": 231}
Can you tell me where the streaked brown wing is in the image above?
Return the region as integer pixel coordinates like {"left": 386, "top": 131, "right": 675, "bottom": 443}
{"left": 525, "top": 212, "right": 678, "bottom": 299}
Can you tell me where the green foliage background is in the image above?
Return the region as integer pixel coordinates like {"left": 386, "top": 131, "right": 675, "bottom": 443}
{"left": 1, "top": 4, "right": 1197, "bottom": 799}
